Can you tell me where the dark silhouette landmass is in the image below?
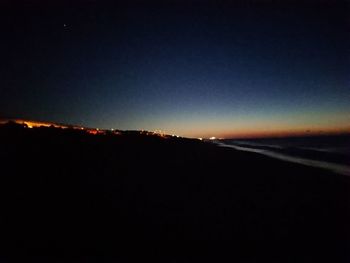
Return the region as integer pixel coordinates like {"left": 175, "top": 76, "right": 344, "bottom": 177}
{"left": 0, "top": 122, "right": 349, "bottom": 262}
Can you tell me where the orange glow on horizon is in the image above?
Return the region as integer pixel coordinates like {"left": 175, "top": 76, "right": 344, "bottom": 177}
{"left": 202, "top": 126, "right": 350, "bottom": 139}
{"left": 1, "top": 118, "right": 349, "bottom": 140}
{"left": 170, "top": 124, "right": 350, "bottom": 139}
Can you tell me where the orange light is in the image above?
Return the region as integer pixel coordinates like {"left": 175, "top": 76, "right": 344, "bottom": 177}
{"left": 87, "top": 130, "right": 98, "bottom": 135}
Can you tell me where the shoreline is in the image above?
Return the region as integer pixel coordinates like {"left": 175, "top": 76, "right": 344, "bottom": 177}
{"left": 215, "top": 141, "right": 350, "bottom": 177}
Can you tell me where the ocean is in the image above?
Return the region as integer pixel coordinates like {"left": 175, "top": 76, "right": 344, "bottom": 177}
{"left": 217, "top": 135, "right": 350, "bottom": 176}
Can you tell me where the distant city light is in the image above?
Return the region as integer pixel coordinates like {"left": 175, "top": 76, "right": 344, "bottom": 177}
{"left": 209, "top": 137, "right": 216, "bottom": 140}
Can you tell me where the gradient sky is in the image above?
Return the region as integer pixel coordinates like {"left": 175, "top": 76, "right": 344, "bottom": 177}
{"left": 1, "top": 0, "right": 349, "bottom": 138}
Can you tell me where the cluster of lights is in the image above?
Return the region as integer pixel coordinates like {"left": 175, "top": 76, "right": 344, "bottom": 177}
{"left": 19, "top": 120, "right": 68, "bottom": 129}
{"left": 1, "top": 119, "right": 184, "bottom": 140}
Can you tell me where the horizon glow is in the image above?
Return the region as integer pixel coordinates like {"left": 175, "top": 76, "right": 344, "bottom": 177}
{"left": 1, "top": 1, "right": 349, "bottom": 138}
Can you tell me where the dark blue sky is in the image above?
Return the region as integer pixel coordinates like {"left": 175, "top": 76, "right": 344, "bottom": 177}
{"left": 1, "top": 0, "right": 349, "bottom": 137}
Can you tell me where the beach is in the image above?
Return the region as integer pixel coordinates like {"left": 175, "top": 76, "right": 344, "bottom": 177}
{"left": 0, "top": 123, "right": 349, "bottom": 262}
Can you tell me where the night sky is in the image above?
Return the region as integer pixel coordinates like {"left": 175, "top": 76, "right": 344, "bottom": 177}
{"left": 1, "top": 0, "right": 349, "bottom": 138}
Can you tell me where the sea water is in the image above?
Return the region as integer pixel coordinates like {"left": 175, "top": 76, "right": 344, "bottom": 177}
{"left": 217, "top": 135, "right": 350, "bottom": 176}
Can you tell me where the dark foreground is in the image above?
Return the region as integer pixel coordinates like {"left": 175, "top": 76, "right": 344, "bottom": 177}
{"left": 0, "top": 124, "right": 349, "bottom": 262}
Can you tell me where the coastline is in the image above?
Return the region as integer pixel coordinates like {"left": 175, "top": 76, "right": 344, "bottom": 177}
{"left": 215, "top": 141, "right": 350, "bottom": 176}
